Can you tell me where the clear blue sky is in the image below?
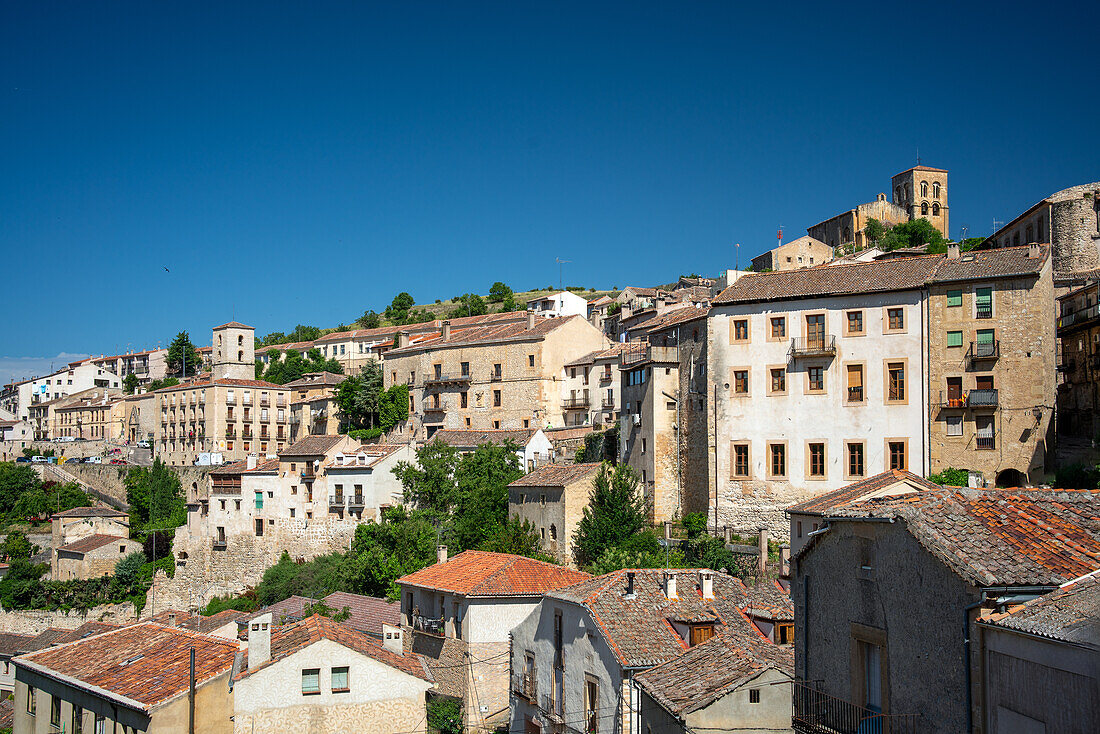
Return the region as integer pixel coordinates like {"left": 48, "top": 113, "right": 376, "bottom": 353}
{"left": 2, "top": 1, "right": 1097, "bottom": 382}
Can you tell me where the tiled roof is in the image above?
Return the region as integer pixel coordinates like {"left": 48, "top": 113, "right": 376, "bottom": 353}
{"left": 209, "top": 460, "right": 249, "bottom": 476}
{"left": 622, "top": 287, "right": 659, "bottom": 298}
{"left": 430, "top": 428, "right": 537, "bottom": 448}
{"left": 50, "top": 622, "right": 121, "bottom": 646}
{"left": 397, "top": 550, "right": 590, "bottom": 597}
{"left": 636, "top": 305, "right": 710, "bottom": 334}
{"left": 740, "top": 579, "right": 795, "bottom": 623}
{"left": 52, "top": 506, "right": 128, "bottom": 519}
{"left": 509, "top": 463, "right": 602, "bottom": 487}
{"left": 634, "top": 624, "right": 793, "bottom": 717}
{"left": 981, "top": 569, "right": 1100, "bottom": 648}
{"left": 786, "top": 470, "right": 941, "bottom": 516}
{"left": 327, "top": 444, "right": 405, "bottom": 469}
{"left": 239, "top": 614, "right": 430, "bottom": 682}
{"left": 57, "top": 534, "right": 130, "bottom": 555}
{"left": 279, "top": 434, "right": 347, "bottom": 457}
{"left": 321, "top": 592, "right": 400, "bottom": 636}
{"left": 897, "top": 164, "right": 948, "bottom": 174}
{"left": 0, "top": 697, "right": 11, "bottom": 729}
{"left": 546, "top": 569, "right": 788, "bottom": 668}
{"left": 19, "top": 628, "right": 71, "bottom": 653}
{"left": 0, "top": 632, "right": 34, "bottom": 658}
{"left": 16, "top": 623, "right": 239, "bottom": 709}
{"left": 714, "top": 247, "right": 1048, "bottom": 305}
{"left": 213, "top": 321, "right": 252, "bottom": 330}
{"left": 251, "top": 595, "right": 318, "bottom": 626}
{"left": 246, "top": 458, "right": 281, "bottom": 473}
{"left": 282, "top": 371, "right": 347, "bottom": 388}
{"left": 543, "top": 426, "right": 598, "bottom": 442}
{"left": 831, "top": 487, "right": 1100, "bottom": 586}
{"left": 565, "top": 343, "right": 641, "bottom": 367}
{"left": 387, "top": 314, "right": 577, "bottom": 354}
{"left": 149, "top": 609, "right": 250, "bottom": 635}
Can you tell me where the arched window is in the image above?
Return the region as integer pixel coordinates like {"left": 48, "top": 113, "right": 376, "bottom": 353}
{"left": 843, "top": 227, "right": 852, "bottom": 242}
{"left": 933, "top": 182, "right": 941, "bottom": 200}
{"left": 921, "top": 201, "right": 929, "bottom": 215}
{"left": 238, "top": 335, "right": 244, "bottom": 346}
{"left": 905, "top": 184, "right": 911, "bottom": 202}
{"left": 238, "top": 350, "right": 244, "bottom": 362}
{"left": 1037, "top": 216, "right": 1045, "bottom": 242}
{"left": 932, "top": 202, "right": 940, "bottom": 216}
{"left": 895, "top": 186, "right": 902, "bottom": 203}
{"left": 920, "top": 181, "right": 928, "bottom": 197}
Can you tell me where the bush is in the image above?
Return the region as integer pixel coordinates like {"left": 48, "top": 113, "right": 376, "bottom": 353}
{"left": 681, "top": 512, "right": 708, "bottom": 539}
{"left": 348, "top": 428, "right": 383, "bottom": 442}
{"left": 202, "top": 592, "right": 259, "bottom": 616}
{"left": 1054, "top": 463, "right": 1100, "bottom": 489}
{"left": 114, "top": 552, "right": 146, "bottom": 587}
{"left": 928, "top": 467, "right": 970, "bottom": 487}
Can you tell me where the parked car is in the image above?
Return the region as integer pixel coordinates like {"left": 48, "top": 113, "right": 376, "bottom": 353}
{"left": 30, "top": 456, "right": 48, "bottom": 464}
{"left": 56, "top": 436, "right": 76, "bottom": 443}
{"left": 137, "top": 441, "right": 150, "bottom": 449}
{"left": 15, "top": 457, "right": 30, "bottom": 463}
{"left": 109, "top": 459, "right": 126, "bottom": 465}
{"left": 85, "top": 456, "right": 103, "bottom": 464}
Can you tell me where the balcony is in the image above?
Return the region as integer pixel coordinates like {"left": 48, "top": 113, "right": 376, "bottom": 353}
{"left": 260, "top": 398, "right": 270, "bottom": 407}
{"left": 793, "top": 681, "right": 920, "bottom": 734}
{"left": 212, "top": 539, "right": 227, "bottom": 551}
{"left": 1058, "top": 302, "right": 1100, "bottom": 334}
{"left": 225, "top": 396, "right": 236, "bottom": 405}
{"left": 424, "top": 373, "right": 472, "bottom": 387}
{"left": 967, "top": 389, "right": 998, "bottom": 408}
{"left": 349, "top": 494, "right": 365, "bottom": 509}
{"left": 329, "top": 494, "right": 345, "bottom": 508}
{"left": 513, "top": 669, "right": 537, "bottom": 703}
{"left": 423, "top": 402, "right": 445, "bottom": 413}
{"left": 562, "top": 396, "right": 590, "bottom": 409}
{"left": 490, "top": 372, "right": 503, "bottom": 382}
{"left": 977, "top": 435, "right": 996, "bottom": 450}
{"left": 976, "top": 306, "right": 993, "bottom": 320}
{"left": 601, "top": 399, "right": 615, "bottom": 410}
{"left": 599, "top": 371, "right": 613, "bottom": 384}
{"left": 847, "top": 386, "right": 864, "bottom": 403}
{"left": 966, "top": 340, "right": 999, "bottom": 364}
{"left": 621, "top": 344, "right": 678, "bottom": 367}
{"left": 788, "top": 336, "right": 837, "bottom": 360}
{"left": 411, "top": 614, "right": 445, "bottom": 636}
{"left": 225, "top": 431, "right": 236, "bottom": 439}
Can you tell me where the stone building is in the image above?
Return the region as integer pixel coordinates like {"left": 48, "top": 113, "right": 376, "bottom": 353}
{"left": 927, "top": 245, "right": 1055, "bottom": 486}
{"left": 508, "top": 463, "right": 602, "bottom": 564}
{"left": 429, "top": 427, "right": 552, "bottom": 472}
{"left": 983, "top": 180, "right": 1100, "bottom": 276}
{"left": 2, "top": 360, "right": 122, "bottom": 424}
{"left": 976, "top": 569, "right": 1100, "bottom": 734}
{"left": 398, "top": 550, "right": 590, "bottom": 731}
{"left": 232, "top": 613, "right": 433, "bottom": 734}
{"left": 1056, "top": 280, "right": 1100, "bottom": 439}
{"left": 383, "top": 313, "right": 609, "bottom": 439}
{"left": 13, "top": 622, "right": 238, "bottom": 734}
{"left": 283, "top": 371, "right": 346, "bottom": 441}
{"left": 53, "top": 533, "right": 141, "bottom": 581}
{"left": 52, "top": 389, "right": 123, "bottom": 441}
{"left": 791, "top": 486, "right": 1100, "bottom": 734}
{"left": 751, "top": 235, "right": 834, "bottom": 271}
{"left": 561, "top": 343, "right": 641, "bottom": 428}
{"left": 154, "top": 322, "right": 291, "bottom": 466}
{"left": 808, "top": 195, "right": 909, "bottom": 251}
{"left": 50, "top": 506, "right": 130, "bottom": 579}
{"left": 118, "top": 390, "right": 156, "bottom": 443}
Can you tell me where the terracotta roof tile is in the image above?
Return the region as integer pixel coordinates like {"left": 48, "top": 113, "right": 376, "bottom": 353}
{"left": 50, "top": 622, "right": 121, "bottom": 645}
{"left": 397, "top": 551, "right": 590, "bottom": 597}
{"left": 786, "top": 470, "right": 941, "bottom": 516}
{"left": 980, "top": 569, "right": 1100, "bottom": 647}
{"left": 281, "top": 371, "right": 347, "bottom": 388}
{"left": 388, "top": 315, "right": 578, "bottom": 354}
{"left": 57, "top": 534, "right": 130, "bottom": 555}
{"left": 213, "top": 321, "right": 252, "bottom": 330}
{"left": 16, "top": 623, "right": 239, "bottom": 709}
{"left": 430, "top": 428, "right": 537, "bottom": 448}
{"left": 51, "top": 506, "right": 128, "bottom": 519}
{"left": 565, "top": 343, "right": 642, "bottom": 367}
{"left": 321, "top": 592, "right": 400, "bottom": 636}
{"left": 509, "top": 463, "right": 602, "bottom": 487}
{"left": 279, "top": 434, "right": 347, "bottom": 457}
{"left": 0, "top": 632, "right": 34, "bottom": 658}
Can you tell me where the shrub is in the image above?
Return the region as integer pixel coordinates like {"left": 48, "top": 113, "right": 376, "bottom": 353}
{"left": 681, "top": 512, "right": 708, "bottom": 539}
{"left": 928, "top": 467, "right": 970, "bottom": 487}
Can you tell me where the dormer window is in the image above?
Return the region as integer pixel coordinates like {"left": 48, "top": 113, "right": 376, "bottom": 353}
{"left": 689, "top": 623, "right": 715, "bottom": 646}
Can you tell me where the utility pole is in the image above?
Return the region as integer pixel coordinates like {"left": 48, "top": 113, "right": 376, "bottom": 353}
{"left": 555, "top": 258, "right": 571, "bottom": 291}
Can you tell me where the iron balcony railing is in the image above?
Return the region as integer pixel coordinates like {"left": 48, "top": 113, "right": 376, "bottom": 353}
{"left": 967, "top": 340, "right": 999, "bottom": 362}
{"left": 411, "top": 614, "right": 445, "bottom": 636}
{"left": 976, "top": 306, "right": 993, "bottom": 319}
{"left": 329, "top": 494, "right": 345, "bottom": 507}
{"left": 792, "top": 681, "right": 920, "bottom": 734}
{"left": 562, "top": 396, "right": 590, "bottom": 409}
{"left": 977, "top": 435, "right": 996, "bottom": 450}
{"left": 1058, "top": 302, "right": 1100, "bottom": 332}
{"left": 348, "top": 494, "right": 365, "bottom": 508}
{"left": 424, "top": 373, "right": 471, "bottom": 386}
{"left": 513, "top": 669, "right": 537, "bottom": 702}
{"left": 423, "top": 402, "right": 445, "bottom": 413}
{"left": 789, "top": 336, "right": 837, "bottom": 360}
{"left": 490, "top": 373, "right": 503, "bottom": 382}
{"left": 601, "top": 399, "right": 615, "bottom": 409}
{"left": 967, "top": 389, "right": 998, "bottom": 408}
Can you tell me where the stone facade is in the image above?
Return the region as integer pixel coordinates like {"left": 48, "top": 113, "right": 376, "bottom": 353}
{"left": 751, "top": 235, "right": 835, "bottom": 271}
{"left": 985, "top": 181, "right": 1100, "bottom": 275}
{"left": 1056, "top": 281, "right": 1100, "bottom": 439}
{"left": 51, "top": 389, "right": 123, "bottom": 441}
{"left": 54, "top": 535, "right": 142, "bottom": 581}
{"left": 891, "top": 165, "right": 949, "bottom": 239}
{"left": 508, "top": 464, "right": 601, "bottom": 565}
{"left": 621, "top": 345, "right": 682, "bottom": 523}
{"left": 927, "top": 247, "right": 1056, "bottom": 485}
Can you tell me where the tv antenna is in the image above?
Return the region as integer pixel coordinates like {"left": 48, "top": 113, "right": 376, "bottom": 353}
{"left": 734, "top": 243, "right": 740, "bottom": 270}
{"left": 555, "top": 258, "right": 571, "bottom": 291}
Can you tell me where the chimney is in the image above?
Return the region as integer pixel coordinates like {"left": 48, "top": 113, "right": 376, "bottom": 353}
{"left": 699, "top": 571, "right": 714, "bottom": 600}
{"left": 780, "top": 544, "right": 791, "bottom": 577}
{"left": 527, "top": 311, "right": 536, "bottom": 330}
{"left": 247, "top": 613, "right": 272, "bottom": 669}
{"left": 947, "top": 243, "right": 960, "bottom": 260}
{"left": 663, "top": 571, "right": 678, "bottom": 600}
{"left": 168, "top": 612, "right": 177, "bottom": 627}
{"left": 395, "top": 331, "right": 409, "bottom": 349}
{"left": 624, "top": 571, "right": 636, "bottom": 598}
{"left": 441, "top": 321, "right": 451, "bottom": 341}
{"left": 381, "top": 623, "right": 404, "bottom": 656}
{"left": 663, "top": 521, "right": 671, "bottom": 540}
{"left": 436, "top": 545, "right": 448, "bottom": 564}
{"left": 246, "top": 454, "right": 258, "bottom": 471}
{"left": 722, "top": 526, "right": 732, "bottom": 545}
{"left": 1028, "top": 242, "right": 1041, "bottom": 259}
{"left": 758, "top": 527, "right": 769, "bottom": 576}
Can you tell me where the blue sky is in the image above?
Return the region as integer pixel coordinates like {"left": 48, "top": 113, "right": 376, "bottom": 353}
{"left": 2, "top": 1, "right": 1097, "bottom": 383}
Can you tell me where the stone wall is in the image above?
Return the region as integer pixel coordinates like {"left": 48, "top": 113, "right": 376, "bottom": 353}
{"left": 0, "top": 439, "right": 109, "bottom": 463}
{"left": 56, "top": 463, "right": 214, "bottom": 509}
{"left": 0, "top": 602, "right": 139, "bottom": 635}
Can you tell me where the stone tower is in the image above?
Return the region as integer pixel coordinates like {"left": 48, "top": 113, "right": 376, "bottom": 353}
{"left": 212, "top": 322, "right": 255, "bottom": 381}
{"left": 891, "top": 166, "right": 949, "bottom": 239}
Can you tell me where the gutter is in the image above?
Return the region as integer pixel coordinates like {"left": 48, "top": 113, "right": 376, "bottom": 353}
{"left": 16, "top": 658, "right": 149, "bottom": 714}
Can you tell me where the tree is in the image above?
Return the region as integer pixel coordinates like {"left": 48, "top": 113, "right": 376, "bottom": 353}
{"left": 572, "top": 464, "right": 647, "bottom": 568}
{"left": 122, "top": 373, "right": 139, "bottom": 395}
{"left": 878, "top": 218, "right": 947, "bottom": 253}
{"left": 0, "top": 463, "right": 40, "bottom": 515}
{"left": 385, "top": 293, "right": 416, "bottom": 324}
{"left": 500, "top": 292, "right": 518, "bottom": 312}
{"left": 147, "top": 377, "right": 180, "bottom": 392}
{"left": 114, "top": 551, "right": 146, "bottom": 587}
{"left": 928, "top": 467, "right": 970, "bottom": 486}
{"left": 427, "top": 696, "right": 463, "bottom": 734}
{"left": 378, "top": 384, "right": 409, "bottom": 432}
{"left": 451, "top": 442, "right": 523, "bottom": 551}
{"left": 448, "top": 294, "right": 487, "bottom": 319}
{"left": 394, "top": 441, "right": 461, "bottom": 514}
{"left": 356, "top": 310, "right": 381, "bottom": 329}
{"left": 488, "top": 282, "right": 513, "bottom": 304}
{"left": 863, "top": 218, "right": 886, "bottom": 247}
{"left": 289, "top": 325, "right": 323, "bottom": 343}
{"left": 125, "top": 460, "right": 186, "bottom": 531}
{"left": 0, "top": 531, "right": 39, "bottom": 562}
{"left": 335, "top": 362, "right": 384, "bottom": 430}
{"left": 166, "top": 332, "right": 201, "bottom": 378}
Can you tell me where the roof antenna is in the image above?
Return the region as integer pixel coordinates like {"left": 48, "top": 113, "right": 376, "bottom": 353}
{"left": 555, "top": 258, "right": 571, "bottom": 291}
{"left": 916, "top": 147, "right": 921, "bottom": 167}
{"left": 734, "top": 242, "right": 740, "bottom": 270}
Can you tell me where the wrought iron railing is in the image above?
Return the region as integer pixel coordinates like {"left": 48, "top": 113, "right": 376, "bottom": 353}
{"left": 411, "top": 614, "right": 445, "bottom": 636}
{"left": 966, "top": 340, "right": 999, "bottom": 361}
{"left": 967, "top": 389, "right": 998, "bottom": 408}
{"left": 789, "top": 336, "right": 837, "bottom": 360}
{"left": 793, "top": 681, "right": 920, "bottom": 734}
{"left": 562, "top": 397, "right": 590, "bottom": 408}
{"left": 513, "top": 669, "right": 537, "bottom": 702}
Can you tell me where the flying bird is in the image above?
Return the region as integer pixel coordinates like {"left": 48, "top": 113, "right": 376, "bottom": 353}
{"left": 164, "top": 267, "right": 170, "bottom": 272}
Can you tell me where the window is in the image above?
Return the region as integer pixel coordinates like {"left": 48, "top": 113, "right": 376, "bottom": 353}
{"left": 769, "top": 444, "right": 786, "bottom": 477}
{"left": 493, "top": 420, "right": 500, "bottom": 429}
{"left": 846, "top": 311, "right": 864, "bottom": 335}
{"left": 770, "top": 316, "right": 786, "bottom": 339}
{"left": 255, "top": 518, "right": 264, "bottom": 537}
{"left": 493, "top": 363, "right": 502, "bottom": 378}
{"left": 921, "top": 201, "right": 928, "bottom": 215}
{"left": 302, "top": 668, "right": 321, "bottom": 695}
{"left": 73, "top": 705, "right": 84, "bottom": 734}
{"left": 933, "top": 181, "right": 941, "bottom": 199}
{"left": 750, "top": 688, "right": 761, "bottom": 704}
{"left": 947, "top": 377, "right": 963, "bottom": 404}
{"left": 95, "top": 714, "right": 106, "bottom": 734}
{"left": 920, "top": 181, "right": 928, "bottom": 197}
{"left": 847, "top": 443, "right": 865, "bottom": 477}
{"left": 27, "top": 686, "right": 34, "bottom": 715}
{"left": 777, "top": 623, "right": 794, "bottom": 645}
{"left": 888, "top": 441, "right": 906, "bottom": 471}
{"left": 51, "top": 696, "right": 61, "bottom": 727}
{"left": 807, "top": 366, "right": 824, "bottom": 393}
{"left": 331, "top": 666, "right": 349, "bottom": 692}
{"left": 584, "top": 676, "right": 600, "bottom": 733}
{"left": 846, "top": 364, "right": 864, "bottom": 403}
{"left": 976, "top": 416, "right": 995, "bottom": 449}
{"left": 733, "top": 369, "right": 749, "bottom": 395}
{"left": 947, "top": 331, "right": 963, "bottom": 348}
{"left": 946, "top": 415, "right": 963, "bottom": 436}
{"left": 932, "top": 202, "right": 940, "bottom": 216}
{"left": 770, "top": 368, "right": 786, "bottom": 394}
{"left": 493, "top": 390, "right": 502, "bottom": 407}
{"left": 732, "top": 443, "right": 750, "bottom": 478}
{"left": 808, "top": 443, "right": 825, "bottom": 477}
{"left": 255, "top": 491, "right": 263, "bottom": 510}
{"left": 528, "top": 354, "right": 535, "bottom": 367}
{"left": 460, "top": 391, "right": 468, "bottom": 408}
{"left": 732, "top": 318, "right": 749, "bottom": 342}
{"left": 887, "top": 308, "right": 904, "bottom": 331}
{"left": 887, "top": 363, "right": 905, "bottom": 402}
{"left": 689, "top": 624, "right": 715, "bottom": 646}
{"left": 976, "top": 287, "right": 993, "bottom": 319}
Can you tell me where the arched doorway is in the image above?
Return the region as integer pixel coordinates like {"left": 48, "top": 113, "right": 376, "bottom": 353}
{"left": 995, "top": 468, "right": 1025, "bottom": 488}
